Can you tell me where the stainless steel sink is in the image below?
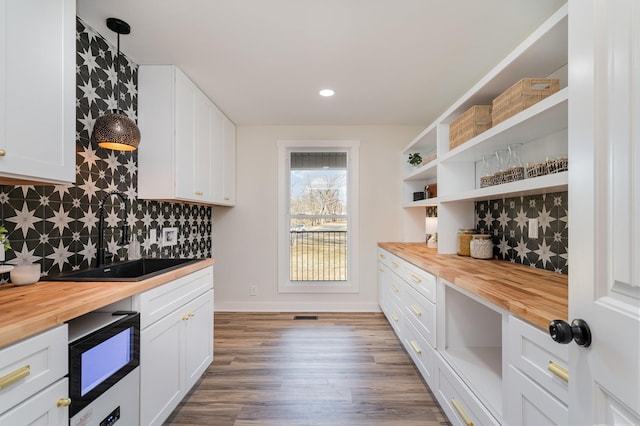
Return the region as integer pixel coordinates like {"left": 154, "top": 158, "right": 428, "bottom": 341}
{"left": 45, "top": 258, "right": 201, "bottom": 282}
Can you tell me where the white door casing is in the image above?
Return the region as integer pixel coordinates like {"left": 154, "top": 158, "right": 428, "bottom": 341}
{"left": 568, "top": 0, "right": 640, "bottom": 424}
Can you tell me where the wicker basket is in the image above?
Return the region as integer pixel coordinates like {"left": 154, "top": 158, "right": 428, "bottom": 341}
{"left": 526, "top": 162, "right": 548, "bottom": 178}
{"left": 449, "top": 105, "right": 492, "bottom": 150}
{"left": 546, "top": 157, "right": 568, "bottom": 174}
{"left": 492, "top": 78, "right": 560, "bottom": 126}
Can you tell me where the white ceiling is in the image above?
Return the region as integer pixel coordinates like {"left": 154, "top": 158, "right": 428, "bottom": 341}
{"left": 78, "top": 0, "right": 566, "bottom": 126}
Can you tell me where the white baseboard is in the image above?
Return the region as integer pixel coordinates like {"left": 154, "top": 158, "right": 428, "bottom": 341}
{"left": 214, "top": 301, "right": 382, "bottom": 312}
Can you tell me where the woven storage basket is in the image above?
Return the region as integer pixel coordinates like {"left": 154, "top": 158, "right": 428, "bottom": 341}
{"left": 492, "top": 78, "right": 560, "bottom": 126}
{"left": 449, "top": 105, "right": 492, "bottom": 150}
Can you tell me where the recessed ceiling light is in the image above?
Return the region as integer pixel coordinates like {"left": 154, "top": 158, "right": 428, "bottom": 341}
{"left": 319, "top": 89, "right": 335, "bottom": 97}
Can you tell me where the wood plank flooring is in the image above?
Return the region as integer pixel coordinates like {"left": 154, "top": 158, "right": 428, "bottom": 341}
{"left": 165, "top": 312, "right": 450, "bottom": 426}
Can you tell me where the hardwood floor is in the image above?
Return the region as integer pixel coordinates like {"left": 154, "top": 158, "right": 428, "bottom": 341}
{"left": 165, "top": 312, "right": 450, "bottom": 426}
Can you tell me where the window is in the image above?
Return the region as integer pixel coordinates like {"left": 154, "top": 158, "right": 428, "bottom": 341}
{"left": 277, "top": 140, "right": 359, "bottom": 293}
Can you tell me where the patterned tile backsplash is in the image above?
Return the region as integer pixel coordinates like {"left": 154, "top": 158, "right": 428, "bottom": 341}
{"left": 475, "top": 192, "right": 568, "bottom": 274}
{"left": 0, "top": 18, "right": 212, "bottom": 282}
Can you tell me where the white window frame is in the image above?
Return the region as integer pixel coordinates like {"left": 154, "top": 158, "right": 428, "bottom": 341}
{"left": 277, "top": 139, "right": 360, "bottom": 294}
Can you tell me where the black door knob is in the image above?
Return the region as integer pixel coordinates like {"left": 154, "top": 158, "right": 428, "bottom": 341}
{"left": 549, "top": 319, "right": 592, "bottom": 347}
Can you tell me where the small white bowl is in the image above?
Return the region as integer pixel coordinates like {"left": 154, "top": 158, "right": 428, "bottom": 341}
{"left": 10, "top": 264, "right": 41, "bottom": 286}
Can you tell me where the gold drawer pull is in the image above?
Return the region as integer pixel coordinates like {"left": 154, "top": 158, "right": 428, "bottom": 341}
{"left": 379, "top": 267, "right": 384, "bottom": 272}
{"left": 182, "top": 314, "right": 191, "bottom": 321}
{"left": 391, "top": 261, "right": 399, "bottom": 268}
{"left": 548, "top": 361, "right": 569, "bottom": 382}
{"left": 451, "top": 398, "right": 473, "bottom": 426}
{"left": 410, "top": 305, "right": 422, "bottom": 316}
{"left": 410, "top": 274, "right": 422, "bottom": 283}
{"left": 390, "top": 312, "right": 399, "bottom": 322}
{"left": 195, "top": 191, "right": 204, "bottom": 196}
{"left": 379, "top": 253, "right": 386, "bottom": 259}
{"left": 391, "top": 284, "right": 399, "bottom": 293}
{"left": 224, "top": 197, "right": 230, "bottom": 201}
{"left": 0, "top": 365, "right": 30, "bottom": 390}
{"left": 0, "top": 149, "right": 6, "bottom": 157}
{"left": 57, "top": 398, "right": 72, "bottom": 407}
{"left": 189, "top": 312, "right": 195, "bottom": 318}
{"left": 409, "top": 340, "right": 422, "bottom": 354}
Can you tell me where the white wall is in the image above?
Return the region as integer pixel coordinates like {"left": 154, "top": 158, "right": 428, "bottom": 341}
{"left": 213, "top": 125, "right": 421, "bottom": 312}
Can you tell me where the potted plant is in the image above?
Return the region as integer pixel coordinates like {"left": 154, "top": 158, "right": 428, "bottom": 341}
{"left": 408, "top": 153, "right": 422, "bottom": 166}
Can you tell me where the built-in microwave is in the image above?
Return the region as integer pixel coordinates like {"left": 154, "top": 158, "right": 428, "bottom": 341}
{"left": 67, "top": 311, "right": 140, "bottom": 418}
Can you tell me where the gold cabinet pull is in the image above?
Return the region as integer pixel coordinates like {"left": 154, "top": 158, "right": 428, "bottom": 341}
{"left": 188, "top": 312, "right": 195, "bottom": 318}
{"left": 390, "top": 312, "right": 399, "bottom": 322}
{"left": 379, "top": 267, "right": 384, "bottom": 272}
{"left": 182, "top": 314, "right": 190, "bottom": 321}
{"left": 391, "top": 261, "right": 399, "bottom": 268}
{"left": 409, "top": 340, "right": 422, "bottom": 354}
{"left": 451, "top": 398, "right": 473, "bottom": 426}
{"left": 0, "top": 365, "right": 30, "bottom": 390}
{"left": 0, "top": 149, "right": 6, "bottom": 157}
{"left": 57, "top": 398, "right": 72, "bottom": 407}
{"left": 548, "top": 360, "right": 569, "bottom": 382}
{"left": 410, "top": 274, "right": 422, "bottom": 283}
{"left": 195, "top": 191, "right": 204, "bottom": 196}
{"left": 391, "top": 284, "right": 399, "bottom": 293}
{"left": 379, "top": 253, "right": 386, "bottom": 260}
{"left": 410, "top": 305, "right": 422, "bottom": 316}
{"left": 224, "top": 197, "right": 230, "bottom": 201}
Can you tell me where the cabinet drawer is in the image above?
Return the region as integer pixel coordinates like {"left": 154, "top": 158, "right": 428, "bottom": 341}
{"left": 506, "top": 315, "right": 568, "bottom": 404}
{"left": 403, "top": 262, "right": 436, "bottom": 303}
{"left": 386, "top": 272, "right": 404, "bottom": 306}
{"left": 378, "top": 249, "right": 403, "bottom": 275}
{"left": 506, "top": 366, "right": 567, "bottom": 426}
{"left": 403, "top": 284, "right": 436, "bottom": 348}
{"left": 383, "top": 297, "right": 403, "bottom": 337}
{"left": 378, "top": 262, "right": 403, "bottom": 310}
{"left": 403, "top": 319, "right": 435, "bottom": 387}
{"left": 0, "top": 378, "right": 68, "bottom": 425}
{"left": 0, "top": 325, "right": 68, "bottom": 414}
{"left": 137, "top": 267, "right": 213, "bottom": 329}
{"left": 435, "top": 355, "right": 499, "bottom": 426}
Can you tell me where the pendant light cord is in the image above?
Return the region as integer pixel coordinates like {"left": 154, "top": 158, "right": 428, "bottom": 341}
{"left": 115, "top": 32, "right": 121, "bottom": 114}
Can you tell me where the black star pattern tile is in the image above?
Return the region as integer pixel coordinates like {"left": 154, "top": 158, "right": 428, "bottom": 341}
{"left": 0, "top": 18, "right": 212, "bottom": 282}
{"left": 473, "top": 191, "right": 568, "bottom": 274}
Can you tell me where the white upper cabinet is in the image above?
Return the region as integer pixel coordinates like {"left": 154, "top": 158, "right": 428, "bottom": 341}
{"left": 220, "top": 110, "right": 236, "bottom": 205}
{"left": 138, "top": 65, "right": 236, "bottom": 206}
{"left": 0, "top": 0, "right": 76, "bottom": 185}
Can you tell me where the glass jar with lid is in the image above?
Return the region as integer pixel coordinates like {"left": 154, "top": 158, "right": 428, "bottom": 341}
{"left": 457, "top": 228, "right": 475, "bottom": 256}
{"left": 470, "top": 234, "right": 494, "bottom": 259}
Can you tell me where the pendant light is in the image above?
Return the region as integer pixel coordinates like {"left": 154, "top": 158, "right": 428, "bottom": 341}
{"left": 92, "top": 17, "right": 141, "bottom": 151}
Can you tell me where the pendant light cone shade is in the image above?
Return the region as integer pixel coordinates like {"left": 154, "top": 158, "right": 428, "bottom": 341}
{"left": 92, "top": 17, "right": 141, "bottom": 151}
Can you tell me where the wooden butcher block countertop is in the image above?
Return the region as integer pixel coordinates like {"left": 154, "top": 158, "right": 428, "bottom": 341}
{"left": 0, "top": 258, "right": 215, "bottom": 348}
{"left": 379, "top": 242, "right": 567, "bottom": 331}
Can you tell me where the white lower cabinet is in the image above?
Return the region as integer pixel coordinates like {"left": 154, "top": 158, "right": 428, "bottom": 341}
{"left": 136, "top": 267, "right": 214, "bottom": 426}
{"left": 377, "top": 248, "right": 437, "bottom": 387}
{"left": 378, "top": 261, "right": 404, "bottom": 336}
{"left": 377, "top": 248, "right": 568, "bottom": 426}
{"left": 0, "top": 325, "right": 69, "bottom": 426}
{"left": 0, "top": 378, "right": 69, "bottom": 426}
{"left": 505, "top": 315, "right": 568, "bottom": 426}
{"left": 506, "top": 366, "right": 567, "bottom": 426}
{"left": 435, "top": 354, "right": 499, "bottom": 426}
{"left": 403, "top": 318, "right": 435, "bottom": 386}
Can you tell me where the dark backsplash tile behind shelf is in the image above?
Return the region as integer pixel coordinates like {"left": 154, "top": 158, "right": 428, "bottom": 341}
{"left": 475, "top": 191, "right": 568, "bottom": 274}
{"left": 0, "top": 17, "right": 212, "bottom": 282}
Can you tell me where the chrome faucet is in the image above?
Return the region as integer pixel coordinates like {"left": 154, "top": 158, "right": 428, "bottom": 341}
{"left": 96, "top": 191, "right": 130, "bottom": 267}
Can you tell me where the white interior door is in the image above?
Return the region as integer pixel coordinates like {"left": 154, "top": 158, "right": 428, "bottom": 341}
{"left": 568, "top": 1, "right": 640, "bottom": 424}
